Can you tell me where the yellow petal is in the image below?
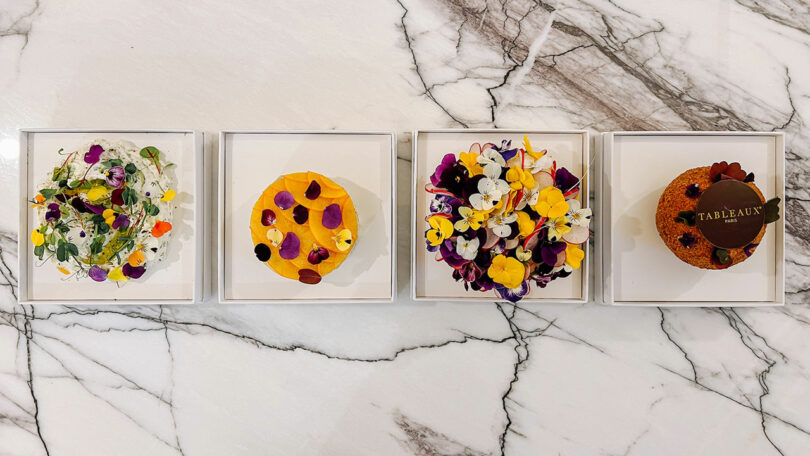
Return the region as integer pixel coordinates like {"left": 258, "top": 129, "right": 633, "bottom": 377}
{"left": 438, "top": 217, "right": 454, "bottom": 238}
{"left": 566, "top": 244, "right": 584, "bottom": 269}
{"left": 160, "top": 189, "right": 176, "bottom": 202}
{"left": 57, "top": 267, "right": 71, "bottom": 275}
{"left": 547, "top": 201, "right": 570, "bottom": 219}
{"left": 333, "top": 228, "right": 353, "bottom": 251}
{"left": 128, "top": 250, "right": 145, "bottom": 267}
{"left": 516, "top": 211, "right": 534, "bottom": 237}
{"left": 105, "top": 216, "right": 116, "bottom": 226}
{"left": 108, "top": 268, "right": 128, "bottom": 282}
{"left": 426, "top": 229, "right": 443, "bottom": 246}
{"left": 87, "top": 186, "right": 107, "bottom": 201}
{"left": 266, "top": 227, "right": 283, "bottom": 247}
{"left": 102, "top": 209, "right": 115, "bottom": 219}
{"left": 30, "top": 229, "right": 45, "bottom": 246}
{"left": 534, "top": 201, "right": 551, "bottom": 217}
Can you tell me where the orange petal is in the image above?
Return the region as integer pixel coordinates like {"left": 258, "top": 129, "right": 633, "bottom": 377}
{"left": 151, "top": 221, "right": 172, "bottom": 238}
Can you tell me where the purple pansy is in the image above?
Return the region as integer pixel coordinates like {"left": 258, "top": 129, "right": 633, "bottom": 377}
{"left": 554, "top": 167, "right": 579, "bottom": 193}
{"left": 88, "top": 265, "right": 107, "bottom": 282}
{"left": 494, "top": 140, "right": 518, "bottom": 161}
{"left": 45, "top": 203, "right": 61, "bottom": 221}
{"left": 685, "top": 184, "right": 700, "bottom": 198}
{"left": 122, "top": 263, "right": 146, "bottom": 279}
{"left": 495, "top": 281, "right": 530, "bottom": 303}
{"left": 429, "top": 195, "right": 458, "bottom": 215}
{"left": 84, "top": 144, "right": 104, "bottom": 164}
{"left": 307, "top": 246, "right": 330, "bottom": 265}
{"left": 743, "top": 243, "right": 759, "bottom": 257}
{"left": 274, "top": 191, "right": 295, "bottom": 210}
{"left": 678, "top": 233, "right": 697, "bottom": 248}
{"left": 105, "top": 166, "right": 126, "bottom": 188}
{"left": 279, "top": 232, "right": 300, "bottom": 260}
{"left": 84, "top": 202, "right": 105, "bottom": 214}
{"left": 293, "top": 205, "right": 309, "bottom": 224}
{"left": 439, "top": 239, "right": 466, "bottom": 269}
{"left": 322, "top": 204, "right": 342, "bottom": 229}
{"left": 540, "top": 242, "right": 566, "bottom": 266}
{"left": 70, "top": 197, "right": 90, "bottom": 213}
{"left": 112, "top": 214, "right": 130, "bottom": 229}
{"left": 430, "top": 153, "right": 457, "bottom": 187}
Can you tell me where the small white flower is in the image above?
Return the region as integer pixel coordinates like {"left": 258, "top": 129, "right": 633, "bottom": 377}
{"left": 526, "top": 153, "right": 554, "bottom": 173}
{"left": 477, "top": 147, "right": 506, "bottom": 168}
{"left": 470, "top": 178, "right": 505, "bottom": 211}
{"left": 455, "top": 236, "right": 480, "bottom": 260}
{"left": 515, "top": 186, "right": 539, "bottom": 210}
{"left": 487, "top": 212, "right": 518, "bottom": 238}
{"left": 567, "top": 199, "right": 592, "bottom": 227}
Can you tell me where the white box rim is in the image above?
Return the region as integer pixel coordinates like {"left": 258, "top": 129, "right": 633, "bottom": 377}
{"left": 17, "top": 128, "right": 205, "bottom": 305}
{"left": 217, "top": 130, "right": 397, "bottom": 304}
{"left": 411, "top": 129, "right": 591, "bottom": 303}
{"left": 602, "top": 130, "right": 785, "bottom": 307}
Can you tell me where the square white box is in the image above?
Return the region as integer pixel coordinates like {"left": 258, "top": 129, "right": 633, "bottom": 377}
{"left": 218, "top": 130, "right": 396, "bottom": 304}
{"left": 601, "top": 131, "right": 785, "bottom": 306}
{"left": 18, "top": 129, "right": 205, "bottom": 304}
{"left": 411, "top": 129, "right": 591, "bottom": 303}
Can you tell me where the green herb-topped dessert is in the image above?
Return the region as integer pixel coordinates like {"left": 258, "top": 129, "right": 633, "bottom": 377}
{"left": 29, "top": 139, "right": 176, "bottom": 283}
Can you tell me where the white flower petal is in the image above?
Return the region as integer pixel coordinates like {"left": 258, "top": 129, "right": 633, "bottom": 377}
{"left": 493, "top": 224, "right": 511, "bottom": 238}
{"left": 478, "top": 178, "right": 496, "bottom": 194}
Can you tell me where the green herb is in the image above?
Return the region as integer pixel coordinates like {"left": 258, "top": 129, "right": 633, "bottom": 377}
{"left": 101, "top": 158, "right": 123, "bottom": 168}
{"left": 97, "top": 223, "right": 110, "bottom": 234}
{"left": 143, "top": 201, "right": 160, "bottom": 216}
{"left": 139, "top": 146, "right": 162, "bottom": 173}
{"left": 121, "top": 187, "right": 138, "bottom": 206}
{"left": 58, "top": 179, "right": 68, "bottom": 189}
{"left": 39, "top": 188, "right": 58, "bottom": 199}
{"left": 52, "top": 166, "right": 68, "bottom": 181}
{"left": 34, "top": 244, "right": 45, "bottom": 259}
{"left": 125, "top": 163, "right": 137, "bottom": 174}
{"left": 89, "top": 237, "right": 104, "bottom": 254}
{"left": 66, "top": 242, "right": 78, "bottom": 256}
{"left": 56, "top": 243, "right": 67, "bottom": 261}
{"left": 764, "top": 197, "right": 780, "bottom": 224}
{"left": 674, "top": 210, "right": 696, "bottom": 226}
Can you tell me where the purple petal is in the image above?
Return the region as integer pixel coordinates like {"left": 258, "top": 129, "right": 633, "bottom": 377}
{"left": 85, "top": 203, "right": 105, "bottom": 214}
{"left": 261, "top": 209, "right": 276, "bottom": 226}
{"left": 84, "top": 144, "right": 104, "bottom": 164}
{"left": 279, "top": 232, "right": 300, "bottom": 260}
{"left": 678, "top": 232, "right": 697, "bottom": 248}
{"left": 322, "top": 204, "right": 342, "bottom": 229}
{"left": 554, "top": 167, "right": 579, "bottom": 192}
{"left": 744, "top": 243, "right": 759, "bottom": 257}
{"left": 122, "top": 263, "right": 145, "bottom": 279}
{"left": 70, "top": 197, "right": 90, "bottom": 213}
{"left": 685, "top": 184, "right": 700, "bottom": 199}
{"left": 88, "top": 265, "right": 107, "bottom": 282}
{"left": 305, "top": 180, "right": 321, "bottom": 200}
{"left": 111, "top": 188, "right": 124, "bottom": 206}
{"left": 274, "top": 191, "right": 295, "bottom": 210}
{"left": 112, "top": 214, "right": 130, "bottom": 229}
{"left": 495, "top": 282, "right": 529, "bottom": 302}
{"left": 307, "top": 246, "right": 330, "bottom": 265}
{"left": 105, "top": 166, "right": 125, "bottom": 188}
{"left": 293, "top": 205, "right": 309, "bottom": 224}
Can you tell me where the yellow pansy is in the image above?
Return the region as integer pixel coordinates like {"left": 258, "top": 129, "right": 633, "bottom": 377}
{"left": 523, "top": 135, "right": 546, "bottom": 160}
{"left": 332, "top": 229, "right": 353, "bottom": 252}
{"left": 87, "top": 186, "right": 107, "bottom": 201}
{"left": 565, "top": 243, "right": 584, "bottom": 269}
{"left": 515, "top": 245, "right": 532, "bottom": 262}
{"left": 515, "top": 211, "right": 535, "bottom": 237}
{"left": 30, "top": 229, "right": 45, "bottom": 246}
{"left": 266, "top": 227, "right": 283, "bottom": 247}
{"left": 108, "top": 267, "right": 128, "bottom": 282}
{"left": 505, "top": 166, "right": 535, "bottom": 191}
{"left": 453, "top": 207, "right": 485, "bottom": 232}
{"left": 160, "top": 189, "right": 176, "bottom": 202}
{"left": 57, "top": 267, "right": 71, "bottom": 275}
{"left": 426, "top": 215, "right": 453, "bottom": 246}
{"left": 459, "top": 151, "right": 483, "bottom": 176}
{"left": 128, "top": 250, "right": 145, "bottom": 267}
{"left": 547, "top": 215, "right": 572, "bottom": 241}
{"left": 487, "top": 254, "right": 525, "bottom": 289}
{"left": 533, "top": 186, "right": 569, "bottom": 219}
{"left": 103, "top": 209, "right": 116, "bottom": 226}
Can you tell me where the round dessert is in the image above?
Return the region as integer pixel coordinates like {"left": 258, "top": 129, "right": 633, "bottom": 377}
{"left": 30, "top": 139, "right": 176, "bottom": 282}
{"left": 249, "top": 171, "right": 357, "bottom": 284}
{"left": 655, "top": 161, "right": 779, "bottom": 270}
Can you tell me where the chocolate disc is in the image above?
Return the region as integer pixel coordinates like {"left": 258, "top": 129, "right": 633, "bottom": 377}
{"left": 695, "top": 180, "right": 764, "bottom": 249}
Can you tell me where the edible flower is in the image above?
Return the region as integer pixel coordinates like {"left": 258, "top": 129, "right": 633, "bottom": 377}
{"left": 112, "top": 214, "right": 130, "bottom": 230}
{"left": 307, "top": 246, "right": 330, "bottom": 265}
{"left": 45, "top": 203, "right": 61, "bottom": 222}
{"left": 87, "top": 186, "right": 108, "bottom": 202}
{"left": 160, "top": 189, "right": 176, "bottom": 202}
{"left": 505, "top": 166, "right": 535, "bottom": 191}
{"left": 429, "top": 195, "right": 457, "bottom": 215}
{"left": 151, "top": 220, "right": 172, "bottom": 237}
{"left": 30, "top": 229, "right": 45, "bottom": 246}
{"left": 496, "top": 281, "right": 530, "bottom": 303}
{"left": 470, "top": 174, "right": 509, "bottom": 212}
{"left": 266, "top": 227, "right": 283, "bottom": 246}
{"left": 103, "top": 209, "right": 116, "bottom": 226}
{"left": 515, "top": 245, "right": 532, "bottom": 262}
{"left": 515, "top": 211, "right": 535, "bottom": 237}
{"left": 547, "top": 215, "right": 572, "bottom": 241}
{"left": 459, "top": 151, "right": 483, "bottom": 176}
{"left": 88, "top": 265, "right": 107, "bottom": 282}
{"left": 84, "top": 144, "right": 104, "bottom": 164}
{"left": 105, "top": 166, "right": 125, "bottom": 188}
{"left": 524, "top": 135, "right": 553, "bottom": 172}
{"left": 565, "top": 243, "right": 584, "bottom": 269}
{"left": 108, "top": 267, "right": 128, "bottom": 282}
{"left": 332, "top": 229, "right": 353, "bottom": 252}
{"left": 566, "top": 199, "right": 591, "bottom": 227}
{"left": 487, "top": 212, "right": 518, "bottom": 238}
{"left": 454, "top": 207, "right": 485, "bottom": 232}
{"left": 476, "top": 146, "right": 506, "bottom": 178}
{"left": 57, "top": 267, "right": 70, "bottom": 275}
{"left": 455, "top": 236, "right": 480, "bottom": 261}
{"left": 31, "top": 193, "right": 45, "bottom": 208}
{"left": 430, "top": 153, "right": 457, "bottom": 187}
{"left": 533, "top": 186, "right": 569, "bottom": 219}
{"left": 487, "top": 254, "right": 525, "bottom": 289}
{"left": 128, "top": 250, "right": 145, "bottom": 267}
{"left": 122, "top": 263, "right": 145, "bottom": 279}
{"left": 426, "top": 215, "right": 453, "bottom": 246}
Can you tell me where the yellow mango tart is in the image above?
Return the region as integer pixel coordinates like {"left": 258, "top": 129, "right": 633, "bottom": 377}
{"left": 249, "top": 172, "right": 358, "bottom": 284}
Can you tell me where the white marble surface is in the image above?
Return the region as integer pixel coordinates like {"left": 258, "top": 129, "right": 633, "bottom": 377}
{"left": 2, "top": 0, "right": 810, "bottom": 455}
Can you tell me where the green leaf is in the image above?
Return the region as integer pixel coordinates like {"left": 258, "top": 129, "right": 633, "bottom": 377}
{"left": 764, "top": 197, "right": 781, "bottom": 224}
{"left": 68, "top": 179, "right": 82, "bottom": 189}
{"left": 56, "top": 244, "right": 67, "bottom": 262}
{"left": 121, "top": 187, "right": 138, "bottom": 206}
{"left": 143, "top": 202, "right": 160, "bottom": 216}
{"left": 79, "top": 180, "right": 92, "bottom": 190}
{"left": 66, "top": 243, "right": 79, "bottom": 257}
{"left": 674, "top": 211, "right": 696, "bottom": 226}
{"left": 52, "top": 167, "right": 67, "bottom": 181}
{"left": 34, "top": 244, "right": 44, "bottom": 259}
{"left": 124, "top": 163, "right": 137, "bottom": 174}
{"left": 58, "top": 224, "right": 70, "bottom": 233}
{"left": 97, "top": 223, "right": 110, "bottom": 234}
{"left": 139, "top": 146, "right": 160, "bottom": 160}
{"left": 58, "top": 179, "right": 68, "bottom": 188}
{"left": 714, "top": 248, "right": 731, "bottom": 265}
{"left": 90, "top": 213, "right": 105, "bottom": 225}
{"left": 101, "top": 158, "right": 123, "bottom": 168}
{"left": 57, "top": 238, "right": 65, "bottom": 247}
{"left": 90, "top": 237, "right": 104, "bottom": 254}
{"left": 39, "top": 188, "right": 57, "bottom": 199}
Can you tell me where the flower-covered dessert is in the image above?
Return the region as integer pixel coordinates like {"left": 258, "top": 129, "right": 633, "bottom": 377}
{"left": 249, "top": 172, "right": 357, "bottom": 284}
{"left": 655, "top": 161, "right": 780, "bottom": 269}
{"left": 424, "top": 136, "right": 590, "bottom": 302}
{"left": 30, "top": 140, "right": 176, "bottom": 282}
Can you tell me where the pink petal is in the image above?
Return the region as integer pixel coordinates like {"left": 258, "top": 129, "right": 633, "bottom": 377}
{"left": 274, "top": 191, "right": 294, "bottom": 210}
{"left": 279, "top": 232, "right": 300, "bottom": 260}
{"left": 261, "top": 209, "right": 276, "bottom": 226}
